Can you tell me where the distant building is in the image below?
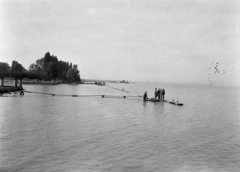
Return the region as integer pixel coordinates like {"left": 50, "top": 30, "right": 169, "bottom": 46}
{"left": 95, "top": 82, "right": 106, "bottom": 86}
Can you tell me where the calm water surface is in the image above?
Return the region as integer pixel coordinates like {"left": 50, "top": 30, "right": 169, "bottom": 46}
{"left": 0, "top": 82, "right": 240, "bottom": 172}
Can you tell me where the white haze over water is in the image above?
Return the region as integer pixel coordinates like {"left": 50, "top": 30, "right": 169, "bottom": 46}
{"left": 0, "top": 0, "right": 240, "bottom": 86}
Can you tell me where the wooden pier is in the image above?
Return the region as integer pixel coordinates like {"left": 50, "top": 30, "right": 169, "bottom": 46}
{"left": 0, "top": 86, "right": 24, "bottom": 94}
{"left": 0, "top": 78, "right": 24, "bottom": 95}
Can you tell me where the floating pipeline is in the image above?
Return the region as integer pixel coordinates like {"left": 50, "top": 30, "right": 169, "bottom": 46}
{"left": 21, "top": 90, "right": 183, "bottom": 106}
{"left": 23, "top": 90, "right": 140, "bottom": 98}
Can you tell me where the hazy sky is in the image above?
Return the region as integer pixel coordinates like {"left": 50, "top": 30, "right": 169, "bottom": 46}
{"left": 0, "top": 0, "right": 239, "bottom": 86}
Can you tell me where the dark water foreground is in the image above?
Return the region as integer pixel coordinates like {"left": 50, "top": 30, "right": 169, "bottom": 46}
{"left": 0, "top": 83, "right": 240, "bottom": 172}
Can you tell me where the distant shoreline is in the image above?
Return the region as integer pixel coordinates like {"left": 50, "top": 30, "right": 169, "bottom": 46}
{"left": 3, "top": 78, "right": 131, "bottom": 86}
{"left": 22, "top": 81, "right": 60, "bottom": 85}
{"left": 22, "top": 80, "right": 82, "bottom": 85}
{"left": 21, "top": 81, "right": 132, "bottom": 85}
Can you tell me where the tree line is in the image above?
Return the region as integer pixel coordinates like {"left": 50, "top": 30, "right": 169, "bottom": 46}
{"left": 0, "top": 52, "right": 81, "bottom": 83}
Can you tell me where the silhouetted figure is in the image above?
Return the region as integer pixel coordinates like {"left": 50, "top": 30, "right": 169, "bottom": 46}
{"left": 157, "top": 88, "right": 161, "bottom": 99}
{"left": 162, "top": 89, "right": 165, "bottom": 99}
{"left": 154, "top": 88, "right": 158, "bottom": 99}
{"left": 20, "top": 91, "right": 24, "bottom": 96}
{"left": 143, "top": 92, "right": 148, "bottom": 101}
{"left": 160, "top": 89, "right": 163, "bottom": 99}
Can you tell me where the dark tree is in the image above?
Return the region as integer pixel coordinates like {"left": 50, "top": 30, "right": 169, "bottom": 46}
{"left": 27, "top": 71, "right": 38, "bottom": 79}
{"left": 0, "top": 62, "right": 10, "bottom": 79}
{"left": 46, "top": 61, "right": 58, "bottom": 80}
{"left": 29, "top": 63, "right": 38, "bottom": 71}
{"left": 43, "top": 52, "right": 52, "bottom": 69}
{"left": 62, "top": 71, "right": 67, "bottom": 80}
{"left": 26, "top": 52, "right": 81, "bottom": 82}
{"left": 36, "top": 58, "right": 44, "bottom": 70}
{"left": 66, "top": 65, "right": 81, "bottom": 83}
{"left": 11, "top": 61, "right": 26, "bottom": 79}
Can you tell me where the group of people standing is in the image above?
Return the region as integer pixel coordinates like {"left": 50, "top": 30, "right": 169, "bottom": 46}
{"left": 154, "top": 88, "right": 165, "bottom": 100}
{"left": 143, "top": 88, "right": 165, "bottom": 101}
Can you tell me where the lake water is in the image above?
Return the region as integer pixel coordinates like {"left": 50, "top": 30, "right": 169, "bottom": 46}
{"left": 0, "top": 82, "right": 240, "bottom": 172}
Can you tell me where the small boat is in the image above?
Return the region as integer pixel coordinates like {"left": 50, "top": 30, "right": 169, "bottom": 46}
{"left": 120, "top": 80, "right": 129, "bottom": 83}
{"left": 167, "top": 101, "right": 183, "bottom": 106}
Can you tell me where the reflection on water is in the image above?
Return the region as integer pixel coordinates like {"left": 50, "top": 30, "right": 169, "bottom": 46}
{"left": 0, "top": 83, "right": 240, "bottom": 172}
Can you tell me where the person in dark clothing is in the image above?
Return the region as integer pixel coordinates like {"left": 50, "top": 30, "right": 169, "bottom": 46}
{"left": 154, "top": 88, "right": 158, "bottom": 99}
{"left": 20, "top": 91, "right": 24, "bottom": 96}
{"left": 159, "top": 89, "right": 162, "bottom": 100}
{"left": 143, "top": 92, "right": 148, "bottom": 101}
{"left": 162, "top": 89, "right": 165, "bottom": 99}
{"left": 157, "top": 88, "right": 161, "bottom": 99}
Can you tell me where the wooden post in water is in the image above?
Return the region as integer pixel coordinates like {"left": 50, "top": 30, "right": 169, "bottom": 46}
{"left": 1, "top": 78, "right": 4, "bottom": 86}
{"left": 14, "top": 79, "right": 18, "bottom": 87}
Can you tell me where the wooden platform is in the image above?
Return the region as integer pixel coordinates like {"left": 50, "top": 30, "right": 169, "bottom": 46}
{"left": 0, "top": 86, "right": 24, "bottom": 94}
{"left": 145, "top": 98, "right": 183, "bottom": 106}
